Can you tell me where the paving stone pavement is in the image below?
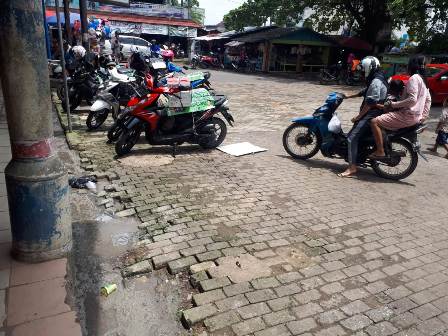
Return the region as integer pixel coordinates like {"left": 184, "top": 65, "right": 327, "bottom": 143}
{"left": 62, "top": 70, "right": 448, "bottom": 335}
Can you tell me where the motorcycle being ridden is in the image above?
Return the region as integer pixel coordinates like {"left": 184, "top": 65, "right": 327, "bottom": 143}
{"left": 283, "top": 56, "right": 426, "bottom": 180}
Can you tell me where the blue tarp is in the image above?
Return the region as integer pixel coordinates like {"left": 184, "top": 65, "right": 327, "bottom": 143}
{"left": 46, "top": 12, "right": 81, "bottom": 26}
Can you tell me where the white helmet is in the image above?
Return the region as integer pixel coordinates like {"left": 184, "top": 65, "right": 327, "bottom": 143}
{"left": 72, "top": 46, "right": 86, "bottom": 59}
{"left": 361, "top": 56, "right": 380, "bottom": 78}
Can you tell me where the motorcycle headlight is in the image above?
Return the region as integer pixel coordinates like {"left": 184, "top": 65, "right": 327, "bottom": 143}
{"left": 222, "top": 99, "right": 229, "bottom": 107}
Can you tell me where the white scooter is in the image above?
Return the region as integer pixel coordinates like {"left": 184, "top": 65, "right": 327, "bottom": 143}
{"left": 87, "top": 66, "right": 138, "bottom": 130}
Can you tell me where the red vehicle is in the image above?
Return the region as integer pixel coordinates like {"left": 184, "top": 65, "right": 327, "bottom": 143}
{"left": 391, "top": 64, "right": 448, "bottom": 103}
{"left": 114, "top": 68, "right": 233, "bottom": 156}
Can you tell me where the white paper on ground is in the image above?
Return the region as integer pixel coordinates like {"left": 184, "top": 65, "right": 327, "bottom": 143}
{"left": 217, "top": 142, "right": 267, "bottom": 156}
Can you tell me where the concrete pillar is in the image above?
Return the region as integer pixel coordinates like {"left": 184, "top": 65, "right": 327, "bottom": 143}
{"left": 0, "top": 0, "right": 72, "bottom": 262}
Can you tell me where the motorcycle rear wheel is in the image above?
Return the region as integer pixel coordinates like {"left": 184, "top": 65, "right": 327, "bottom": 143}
{"left": 371, "top": 138, "right": 418, "bottom": 180}
{"left": 86, "top": 109, "right": 108, "bottom": 130}
{"left": 115, "top": 125, "right": 141, "bottom": 156}
{"left": 199, "top": 117, "right": 227, "bottom": 149}
{"left": 283, "top": 123, "right": 322, "bottom": 159}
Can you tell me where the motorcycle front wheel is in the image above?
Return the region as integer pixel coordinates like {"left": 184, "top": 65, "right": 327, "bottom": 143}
{"left": 57, "top": 85, "right": 65, "bottom": 101}
{"left": 283, "top": 123, "right": 322, "bottom": 159}
{"left": 199, "top": 117, "right": 227, "bottom": 149}
{"left": 115, "top": 124, "right": 142, "bottom": 156}
{"left": 107, "top": 122, "right": 124, "bottom": 142}
{"left": 86, "top": 109, "right": 109, "bottom": 130}
{"left": 62, "top": 90, "right": 82, "bottom": 112}
{"left": 319, "top": 72, "right": 333, "bottom": 85}
{"left": 371, "top": 138, "right": 418, "bottom": 180}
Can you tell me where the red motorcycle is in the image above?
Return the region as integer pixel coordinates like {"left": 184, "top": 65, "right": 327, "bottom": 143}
{"left": 191, "top": 53, "right": 223, "bottom": 69}
{"left": 114, "top": 77, "right": 233, "bottom": 156}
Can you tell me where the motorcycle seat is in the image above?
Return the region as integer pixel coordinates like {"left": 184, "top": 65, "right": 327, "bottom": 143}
{"left": 214, "top": 95, "right": 227, "bottom": 107}
{"left": 386, "top": 123, "right": 421, "bottom": 136}
{"left": 117, "top": 68, "right": 133, "bottom": 75}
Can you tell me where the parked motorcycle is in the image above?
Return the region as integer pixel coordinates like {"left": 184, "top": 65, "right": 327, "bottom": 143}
{"left": 114, "top": 87, "right": 234, "bottom": 156}
{"left": 87, "top": 72, "right": 147, "bottom": 130}
{"left": 191, "top": 53, "right": 223, "bottom": 69}
{"left": 345, "top": 67, "right": 364, "bottom": 86}
{"left": 231, "top": 56, "right": 254, "bottom": 73}
{"left": 319, "top": 62, "right": 345, "bottom": 85}
{"left": 62, "top": 67, "right": 101, "bottom": 112}
{"left": 107, "top": 71, "right": 214, "bottom": 142}
{"left": 282, "top": 92, "right": 426, "bottom": 180}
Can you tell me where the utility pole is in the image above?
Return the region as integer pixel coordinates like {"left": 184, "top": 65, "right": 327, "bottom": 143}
{"left": 63, "top": 0, "right": 72, "bottom": 45}
{"left": 79, "top": 0, "right": 89, "bottom": 49}
{"left": 56, "top": 0, "right": 72, "bottom": 132}
{"left": 0, "top": 0, "right": 72, "bottom": 262}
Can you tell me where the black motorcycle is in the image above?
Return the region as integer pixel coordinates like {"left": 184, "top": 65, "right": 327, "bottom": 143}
{"left": 319, "top": 62, "right": 345, "bottom": 85}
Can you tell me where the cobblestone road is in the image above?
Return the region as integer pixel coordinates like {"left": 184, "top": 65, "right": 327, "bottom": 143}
{"left": 68, "top": 71, "right": 448, "bottom": 336}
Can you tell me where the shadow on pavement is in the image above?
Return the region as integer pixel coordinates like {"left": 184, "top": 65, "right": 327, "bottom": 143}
{"left": 277, "top": 154, "right": 416, "bottom": 186}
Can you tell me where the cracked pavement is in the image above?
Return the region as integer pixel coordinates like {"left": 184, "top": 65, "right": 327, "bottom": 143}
{"left": 65, "top": 70, "right": 448, "bottom": 336}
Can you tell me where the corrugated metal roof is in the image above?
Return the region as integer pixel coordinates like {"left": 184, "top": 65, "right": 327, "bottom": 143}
{"left": 273, "top": 28, "right": 335, "bottom": 46}
{"left": 234, "top": 27, "right": 296, "bottom": 43}
{"left": 194, "top": 26, "right": 279, "bottom": 41}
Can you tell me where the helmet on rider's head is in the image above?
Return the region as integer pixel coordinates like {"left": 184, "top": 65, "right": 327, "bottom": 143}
{"left": 361, "top": 56, "right": 380, "bottom": 78}
{"left": 161, "top": 49, "right": 174, "bottom": 62}
{"left": 72, "top": 46, "right": 86, "bottom": 60}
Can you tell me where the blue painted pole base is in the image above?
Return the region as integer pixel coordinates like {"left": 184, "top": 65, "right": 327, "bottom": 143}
{"left": 5, "top": 155, "right": 72, "bottom": 263}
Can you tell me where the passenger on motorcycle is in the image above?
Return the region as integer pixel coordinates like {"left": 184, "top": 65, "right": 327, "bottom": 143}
{"left": 369, "top": 55, "right": 431, "bottom": 160}
{"left": 338, "top": 56, "right": 388, "bottom": 178}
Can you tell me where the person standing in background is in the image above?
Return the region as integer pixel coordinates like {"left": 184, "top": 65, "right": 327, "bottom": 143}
{"left": 429, "top": 99, "right": 448, "bottom": 158}
{"left": 111, "top": 31, "right": 121, "bottom": 62}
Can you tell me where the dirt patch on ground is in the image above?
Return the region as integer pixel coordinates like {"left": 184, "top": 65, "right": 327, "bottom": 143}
{"left": 275, "top": 245, "right": 315, "bottom": 269}
{"left": 118, "top": 153, "right": 174, "bottom": 167}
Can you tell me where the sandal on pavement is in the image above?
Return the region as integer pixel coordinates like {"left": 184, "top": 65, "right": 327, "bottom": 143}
{"left": 337, "top": 172, "right": 355, "bottom": 178}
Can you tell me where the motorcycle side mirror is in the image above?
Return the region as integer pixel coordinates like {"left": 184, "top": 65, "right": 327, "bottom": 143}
{"left": 183, "top": 66, "right": 189, "bottom": 70}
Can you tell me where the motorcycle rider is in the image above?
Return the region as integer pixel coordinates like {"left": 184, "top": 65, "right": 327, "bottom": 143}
{"left": 339, "top": 56, "right": 388, "bottom": 178}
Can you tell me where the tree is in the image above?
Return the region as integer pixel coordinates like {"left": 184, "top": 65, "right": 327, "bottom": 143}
{"left": 224, "top": 0, "right": 447, "bottom": 47}
{"left": 224, "top": 0, "right": 392, "bottom": 44}
{"left": 170, "top": 0, "right": 200, "bottom": 7}
{"left": 224, "top": 0, "right": 306, "bottom": 31}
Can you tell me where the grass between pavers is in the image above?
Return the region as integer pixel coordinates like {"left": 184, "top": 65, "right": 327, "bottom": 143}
{"left": 52, "top": 93, "right": 83, "bottom": 150}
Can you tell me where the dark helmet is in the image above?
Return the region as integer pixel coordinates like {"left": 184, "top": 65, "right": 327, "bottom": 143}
{"left": 129, "top": 51, "right": 147, "bottom": 72}
{"left": 99, "top": 55, "right": 115, "bottom": 68}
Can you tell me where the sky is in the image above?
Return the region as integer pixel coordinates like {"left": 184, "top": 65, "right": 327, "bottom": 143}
{"left": 199, "top": 0, "right": 246, "bottom": 25}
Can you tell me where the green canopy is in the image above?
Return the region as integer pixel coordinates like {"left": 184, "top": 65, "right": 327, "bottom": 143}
{"left": 272, "top": 28, "right": 335, "bottom": 47}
